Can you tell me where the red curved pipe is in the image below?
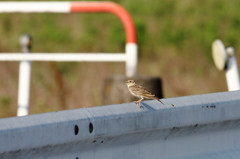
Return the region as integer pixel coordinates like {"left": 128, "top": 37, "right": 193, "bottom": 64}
{"left": 70, "top": 2, "right": 136, "bottom": 43}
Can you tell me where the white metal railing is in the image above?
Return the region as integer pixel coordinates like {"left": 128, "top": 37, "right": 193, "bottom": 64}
{"left": 0, "top": 1, "right": 138, "bottom": 116}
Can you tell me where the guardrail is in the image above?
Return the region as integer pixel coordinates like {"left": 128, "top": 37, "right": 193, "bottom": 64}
{"left": 1, "top": 90, "right": 240, "bottom": 159}
{"left": 0, "top": 1, "right": 138, "bottom": 116}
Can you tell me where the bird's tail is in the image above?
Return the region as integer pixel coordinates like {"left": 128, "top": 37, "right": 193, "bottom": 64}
{"left": 157, "top": 99, "right": 164, "bottom": 105}
{"left": 152, "top": 96, "right": 164, "bottom": 105}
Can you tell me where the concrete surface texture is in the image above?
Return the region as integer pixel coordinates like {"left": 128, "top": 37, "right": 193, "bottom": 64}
{"left": 0, "top": 90, "right": 240, "bottom": 159}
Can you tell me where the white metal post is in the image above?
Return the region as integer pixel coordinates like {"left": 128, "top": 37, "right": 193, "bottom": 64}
{"left": 225, "top": 47, "right": 240, "bottom": 91}
{"left": 17, "top": 35, "right": 32, "bottom": 116}
{"left": 212, "top": 40, "right": 240, "bottom": 91}
{"left": 126, "top": 43, "right": 137, "bottom": 77}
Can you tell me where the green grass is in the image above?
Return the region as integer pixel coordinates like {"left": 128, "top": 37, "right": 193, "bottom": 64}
{"left": 0, "top": 0, "right": 238, "bottom": 117}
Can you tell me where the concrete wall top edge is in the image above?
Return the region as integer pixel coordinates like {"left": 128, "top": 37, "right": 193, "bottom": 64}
{"left": 0, "top": 90, "right": 239, "bottom": 130}
{"left": 0, "top": 91, "right": 240, "bottom": 154}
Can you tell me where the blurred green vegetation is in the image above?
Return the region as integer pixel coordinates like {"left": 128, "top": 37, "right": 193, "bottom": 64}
{"left": 0, "top": 0, "right": 240, "bottom": 117}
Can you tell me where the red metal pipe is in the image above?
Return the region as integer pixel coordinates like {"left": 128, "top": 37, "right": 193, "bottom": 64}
{"left": 70, "top": 2, "right": 136, "bottom": 43}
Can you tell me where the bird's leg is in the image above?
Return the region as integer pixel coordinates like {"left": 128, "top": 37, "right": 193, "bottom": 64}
{"left": 134, "top": 97, "right": 144, "bottom": 106}
{"left": 134, "top": 97, "right": 144, "bottom": 104}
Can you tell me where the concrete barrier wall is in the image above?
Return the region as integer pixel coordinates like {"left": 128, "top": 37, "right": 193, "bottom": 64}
{"left": 1, "top": 91, "right": 240, "bottom": 159}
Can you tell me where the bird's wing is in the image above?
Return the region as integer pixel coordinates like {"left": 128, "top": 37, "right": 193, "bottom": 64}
{"left": 130, "top": 84, "right": 155, "bottom": 97}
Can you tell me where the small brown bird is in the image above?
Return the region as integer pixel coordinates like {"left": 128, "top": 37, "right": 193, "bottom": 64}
{"left": 125, "top": 80, "right": 164, "bottom": 106}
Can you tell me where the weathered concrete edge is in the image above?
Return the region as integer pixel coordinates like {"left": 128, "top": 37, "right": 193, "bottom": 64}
{"left": 0, "top": 90, "right": 240, "bottom": 154}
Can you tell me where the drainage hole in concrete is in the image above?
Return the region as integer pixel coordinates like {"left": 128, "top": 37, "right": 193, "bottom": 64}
{"left": 74, "top": 125, "right": 79, "bottom": 135}
{"left": 89, "top": 123, "right": 94, "bottom": 133}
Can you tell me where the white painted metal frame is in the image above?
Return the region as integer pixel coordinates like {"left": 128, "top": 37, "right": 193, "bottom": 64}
{"left": 0, "top": 53, "right": 128, "bottom": 62}
{"left": 0, "top": 1, "right": 138, "bottom": 116}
